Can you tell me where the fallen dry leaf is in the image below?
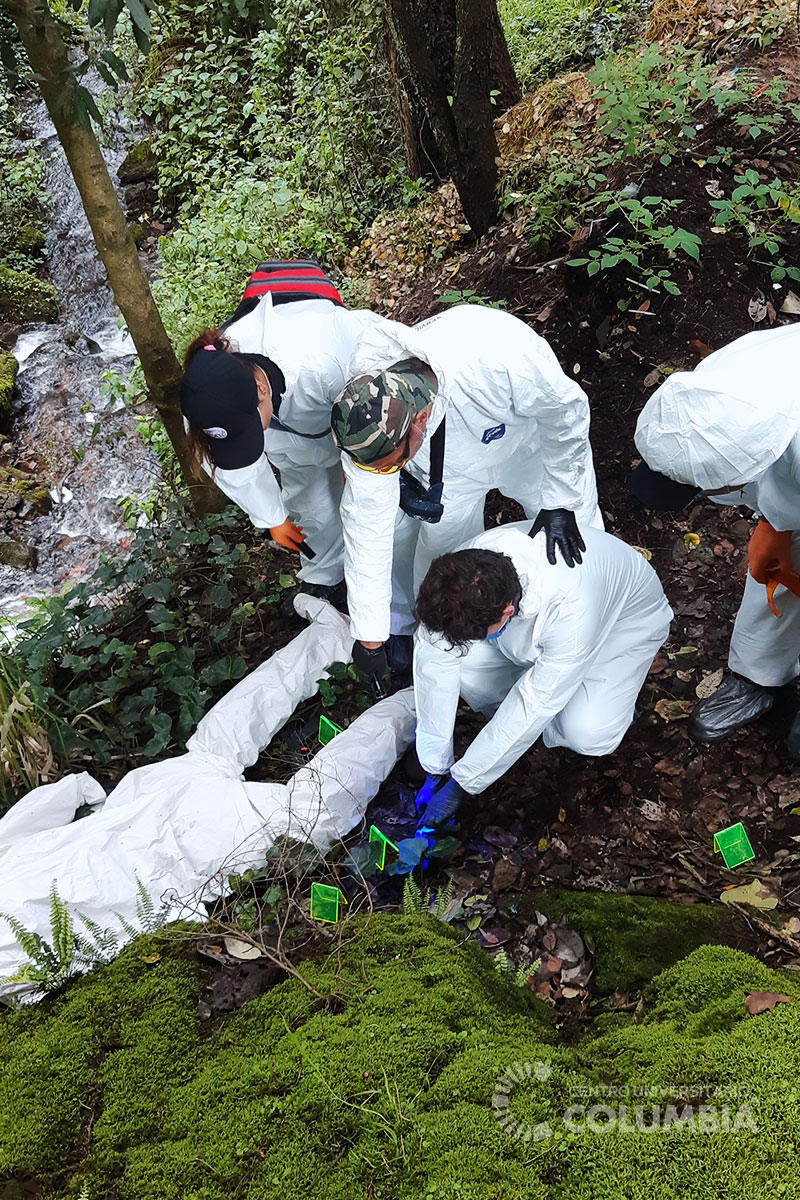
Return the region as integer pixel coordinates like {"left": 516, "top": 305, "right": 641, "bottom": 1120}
{"left": 223, "top": 936, "right": 263, "bottom": 961}
{"left": 696, "top": 667, "right": 724, "bottom": 699}
{"left": 744, "top": 991, "right": 792, "bottom": 1015}
{"left": 654, "top": 699, "right": 693, "bottom": 722}
{"left": 748, "top": 289, "right": 767, "bottom": 324}
{"left": 780, "top": 290, "right": 800, "bottom": 316}
{"left": 720, "top": 880, "right": 778, "bottom": 910}
{"left": 704, "top": 179, "right": 724, "bottom": 198}
{"left": 633, "top": 545, "right": 653, "bottom": 561}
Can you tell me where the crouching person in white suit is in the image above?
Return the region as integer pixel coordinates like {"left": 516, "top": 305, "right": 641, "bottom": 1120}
{"left": 410, "top": 522, "right": 672, "bottom": 830}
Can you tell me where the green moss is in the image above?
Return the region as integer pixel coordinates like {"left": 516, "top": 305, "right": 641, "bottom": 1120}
{"left": 0, "top": 351, "right": 16, "bottom": 423}
{"left": 116, "top": 138, "right": 157, "bottom": 185}
{"left": 0, "top": 264, "right": 57, "bottom": 324}
{"left": 0, "top": 466, "right": 51, "bottom": 514}
{"left": 517, "top": 889, "right": 749, "bottom": 994}
{"left": 0, "top": 539, "right": 36, "bottom": 569}
{"left": 1, "top": 916, "right": 799, "bottom": 1200}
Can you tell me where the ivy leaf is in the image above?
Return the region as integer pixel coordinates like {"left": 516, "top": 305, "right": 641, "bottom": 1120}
{"left": 199, "top": 655, "right": 247, "bottom": 686}
{"left": 142, "top": 578, "right": 173, "bottom": 602}
{"left": 209, "top": 583, "right": 232, "bottom": 609}
{"left": 278, "top": 573, "right": 295, "bottom": 589}
{"left": 345, "top": 843, "right": 382, "bottom": 878}
{"left": 142, "top": 712, "right": 172, "bottom": 758}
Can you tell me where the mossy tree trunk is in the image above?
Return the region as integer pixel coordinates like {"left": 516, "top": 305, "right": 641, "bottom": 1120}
{"left": 386, "top": 0, "right": 519, "bottom": 233}
{"left": 0, "top": 0, "right": 225, "bottom": 515}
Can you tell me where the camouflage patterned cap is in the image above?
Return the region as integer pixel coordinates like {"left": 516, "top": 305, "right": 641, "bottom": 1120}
{"left": 331, "top": 357, "right": 437, "bottom": 464}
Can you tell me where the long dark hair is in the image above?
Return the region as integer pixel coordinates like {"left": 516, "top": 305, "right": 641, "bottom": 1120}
{"left": 183, "top": 328, "right": 231, "bottom": 479}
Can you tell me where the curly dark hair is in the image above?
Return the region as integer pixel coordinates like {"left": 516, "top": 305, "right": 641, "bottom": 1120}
{"left": 415, "top": 548, "right": 520, "bottom": 651}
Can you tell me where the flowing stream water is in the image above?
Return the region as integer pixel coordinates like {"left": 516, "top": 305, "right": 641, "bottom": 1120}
{"left": 1, "top": 91, "right": 160, "bottom": 623}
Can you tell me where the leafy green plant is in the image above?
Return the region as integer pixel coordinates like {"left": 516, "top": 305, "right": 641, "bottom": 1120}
{"left": 401, "top": 875, "right": 454, "bottom": 919}
{"left": 4, "top": 502, "right": 288, "bottom": 782}
{"left": 492, "top": 947, "right": 543, "bottom": 987}
{"left": 568, "top": 194, "right": 701, "bottom": 302}
{"left": 0, "top": 654, "right": 57, "bottom": 809}
{"left": 707, "top": 168, "right": 800, "bottom": 273}
{"left": 439, "top": 286, "right": 506, "bottom": 309}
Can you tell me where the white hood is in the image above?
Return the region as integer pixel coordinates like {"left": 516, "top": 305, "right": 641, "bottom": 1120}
{"left": 635, "top": 325, "right": 800, "bottom": 489}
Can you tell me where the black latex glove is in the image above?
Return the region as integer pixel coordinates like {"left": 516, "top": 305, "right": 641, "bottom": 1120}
{"left": 415, "top": 773, "right": 466, "bottom": 836}
{"left": 352, "top": 640, "right": 389, "bottom": 699}
{"left": 529, "top": 508, "right": 585, "bottom": 568}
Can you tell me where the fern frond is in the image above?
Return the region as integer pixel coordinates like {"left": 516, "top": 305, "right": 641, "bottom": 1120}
{"left": 402, "top": 875, "right": 424, "bottom": 915}
{"left": 0, "top": 911, "right": 56, "bottom": 970}
{"left": 432, "top": 877, "right": 454, "bottom": 919}
{"left": 515, "top": 957, "right": 541, "bottom": 988}
{"left": 493, "top": 949, "right": 510, "bottom": 974}
{"left": 49, "top": 882, "right": 75, "bottom": 969}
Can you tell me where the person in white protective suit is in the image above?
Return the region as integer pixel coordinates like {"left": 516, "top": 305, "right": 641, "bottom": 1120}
{"left": 409, "top": 521, "right": 672, "bottom": 828}
{"left": 180, "top": 261, "right": 394, "bottom": 609}
{"left": 329, "top": 304, "right": 603, "bottom": 698}
{"left": 630, "top": 323, "right": 800, "bottom": 754}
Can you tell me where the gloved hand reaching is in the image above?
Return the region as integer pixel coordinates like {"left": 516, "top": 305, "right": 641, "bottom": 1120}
{"left": 529, "top": 508, "right": 585, "bottom": 568}
{"left": 748, "top": 519, "right": 800, "bottom": 617}
{"left": 415, "top": 772, "right": 466, "bottom": 836}
{"left": 270, "top": 518, "right": 305, "bottom": 552}
{"left": 352, "top": 640, "right": 389, "bottom": 699}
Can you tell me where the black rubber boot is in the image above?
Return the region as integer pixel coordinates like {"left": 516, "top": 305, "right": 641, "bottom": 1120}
{"left": 280, "top": 579, "right": 348, "bottom": 619}
{"left": 687, "top": 672, "right": 774, "bottom": 743}
{"left": 787, "top": 710, "right": 800, "bottom": 762}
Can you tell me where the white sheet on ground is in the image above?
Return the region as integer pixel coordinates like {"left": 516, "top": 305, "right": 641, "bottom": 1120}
{"left": 0, "top": 595, "right": 415, "bottom": 1001}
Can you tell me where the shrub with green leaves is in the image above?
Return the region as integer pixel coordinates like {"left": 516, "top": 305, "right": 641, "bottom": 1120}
{"left": 6, "top": 501, "right": 296, "bottom": 787}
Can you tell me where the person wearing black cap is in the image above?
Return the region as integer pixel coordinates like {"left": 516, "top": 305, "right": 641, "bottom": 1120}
{"left": 180, "top": 284, "right": 395, "bottom": 608}
{"left": 630, "top": 324, "right": 800, "bottom": 755}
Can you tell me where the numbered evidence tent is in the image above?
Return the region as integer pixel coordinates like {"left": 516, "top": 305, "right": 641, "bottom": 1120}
{"left": 0, "top": 597, "right": 415, "bottom": 1002}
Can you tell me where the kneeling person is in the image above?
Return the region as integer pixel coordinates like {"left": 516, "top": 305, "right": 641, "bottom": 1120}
{"left": 413, "top": 523, "right": 672, "bottom": 815}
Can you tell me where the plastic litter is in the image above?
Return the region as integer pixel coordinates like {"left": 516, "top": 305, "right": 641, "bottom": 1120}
{"left": 0, "top": 595, "right": 415, "bottom": 1002}
{"left": 713, "top": 822, "right": 755, "bottom": 869}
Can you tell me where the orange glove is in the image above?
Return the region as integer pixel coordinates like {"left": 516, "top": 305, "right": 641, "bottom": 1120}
{"left": 748, "top": 519, "right": 800, "bottom": 617}
{"left": 269, "top": 518, "right": 305, "bottom": 552}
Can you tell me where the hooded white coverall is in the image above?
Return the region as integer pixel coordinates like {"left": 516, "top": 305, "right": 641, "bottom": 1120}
{"left": 414, "top": 523, "right": 672, "bottom": 795}
{"left": 205, "top": 293, "right": 391, "bottom": 586}
{"left": 340, "top": 305, "right": 603, "bottom": 642}
{"left": 635, "top": 325, "right": 800, "bottom": 687}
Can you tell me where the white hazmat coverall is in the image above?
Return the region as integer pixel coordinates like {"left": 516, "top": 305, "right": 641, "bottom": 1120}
{"left": 206, "top": 293, "right": 391, "bottom": 586}
{"left": 341, "top": 304, "right": 603, "bottom": 642}
{"left": 414, "top": 523, "right": 672, "bottom": 795}
{"left": 635, "top": 324, "right": 800, "bottom": 687}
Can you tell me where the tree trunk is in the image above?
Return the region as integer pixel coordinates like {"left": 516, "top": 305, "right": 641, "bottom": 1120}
{"left": 386, "top": 0, "right": 516, "bottom": 235}
{"left": 1, "top": 0, "right": 224, "bottom": 515}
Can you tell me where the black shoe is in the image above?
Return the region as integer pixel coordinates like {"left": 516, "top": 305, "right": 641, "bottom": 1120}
{"left": 687, "top": 672, "right": 774, "bottom": 743}
{"left": 280, "top": 579, "right": 348, "bottom": 619}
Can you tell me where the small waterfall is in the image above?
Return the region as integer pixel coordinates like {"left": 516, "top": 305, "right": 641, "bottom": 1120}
{"left": 1, "top": 87, "right": 161, "bottom": 620}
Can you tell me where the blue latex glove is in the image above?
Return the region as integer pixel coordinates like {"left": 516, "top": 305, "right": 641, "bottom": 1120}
{"left": 529, "top": 508, "right": 585, "bottom": 567}
{"left": 415, "top": 773, "right": 466, "bottom": 836}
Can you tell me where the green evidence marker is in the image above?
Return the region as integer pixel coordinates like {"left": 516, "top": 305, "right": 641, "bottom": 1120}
{"left": 318, "top": 714, "right": 343, "bottom": 746}
{"left": 369, "top": 824, "right": 400, "bottom": 871}
{"left": 310, "top": 882, "right": 348, "bottom": 924}
{"left": 713, "top": 822, "right": 755, "bottom": 869}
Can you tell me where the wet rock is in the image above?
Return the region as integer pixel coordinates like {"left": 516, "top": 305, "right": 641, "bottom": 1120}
{"left": 117, "top": 137, "right": 157, "bottom": 185}
{"left": 0, "top": 466, "right": 52, "bottom": 518}
{"left": 0, "top": 539, "right": 37, "bottom": 569}
{"left": 0, "top": 265, "right": 57, "bottom": 323}
{"left": 0, "top": 350, "right": 17, "bottom": 425}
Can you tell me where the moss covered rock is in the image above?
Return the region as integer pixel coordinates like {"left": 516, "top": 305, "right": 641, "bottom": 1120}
{"left": 0, "top": 539, "right": 37, "bottom": 569}
{"left": 117, "top": 138, "right": 157, "bottom": 185}
{"left": 0, "top": 265, "right": 57, "bottom": 324}
{"left": 0, "top": 466, "right": 51, "bottom": 517}
{"left": 15, "top": 224, "right": 46, "bottom": 257}
{"left": 1, "top": 915, "right": 799, "bottom": 1199}
{"left": 521, "top": 889, "right": 748, "bottom": 994}
{"left": 0, "top": 351, "right": 16, "bottom": 424}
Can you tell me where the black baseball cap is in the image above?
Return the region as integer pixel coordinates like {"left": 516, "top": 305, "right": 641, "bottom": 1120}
{"left": 180, "top": 348, "right": 263, "bottom": 470}
{"left": 629, "top": 461, "right": 700, "bottom": 512}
